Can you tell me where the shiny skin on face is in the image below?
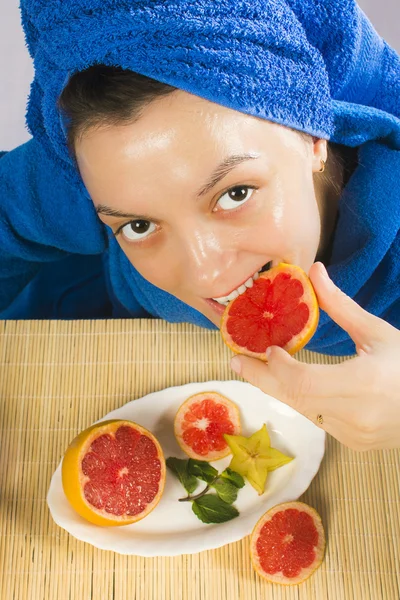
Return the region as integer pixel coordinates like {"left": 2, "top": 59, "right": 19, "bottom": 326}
{"left": 76, "top": 91, "right": 325, "bottom": 327}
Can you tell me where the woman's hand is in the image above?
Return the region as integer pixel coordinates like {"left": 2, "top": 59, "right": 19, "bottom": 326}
{"left": 230, "top": 262, "right": 400, "bottom": 451}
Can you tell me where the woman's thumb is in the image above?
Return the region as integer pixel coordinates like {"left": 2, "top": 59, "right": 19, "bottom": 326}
{"left": 309, "top": 262, "right": 382, "bottom": 345}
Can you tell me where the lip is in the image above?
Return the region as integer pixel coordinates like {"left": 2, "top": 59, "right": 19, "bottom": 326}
{"left": 204, "top": 297, "right": 228, "bottom": 317}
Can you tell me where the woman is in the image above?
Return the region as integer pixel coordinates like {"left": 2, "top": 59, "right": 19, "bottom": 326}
{"left": 1, "top": 0, "right": 399, "bottom": 451}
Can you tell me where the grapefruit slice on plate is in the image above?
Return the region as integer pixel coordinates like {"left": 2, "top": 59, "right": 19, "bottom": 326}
{"left": 221, "top": 263, "right": 319, "bottom": 360}
{"left": 174, "top": 392, "right": 241, "bottom": 461}
{"left": 250, "top": 501, "right": 326, "bottom": 585}
{"left": 62, "top": 419, "right": 166, "bottom": 526}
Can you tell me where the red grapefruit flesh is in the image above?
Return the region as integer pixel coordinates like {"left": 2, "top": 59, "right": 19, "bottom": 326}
{"left": 174, "top": 392, "right": 241, "bottom": 461}
{"left": 62, "top": 419, "right": 166, "bottom": 526}
{"left": 250, "top": 501, "right": 326, "bottom": 585}
{"left": 221, "top": 263, "right": 319, "bottom": 360}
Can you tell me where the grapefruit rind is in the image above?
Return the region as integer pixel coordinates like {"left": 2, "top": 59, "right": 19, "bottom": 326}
{"left": 250, "top": 501, "right": 326, "bottom": 585}
{"left": 221, "top": 263, "right": 319, "bottom": 361}
{"left": 61, "top": 419, "right": 166, "bottom": 527}
{"left": 174, "top": 392, "right": 241, "bottom": 461}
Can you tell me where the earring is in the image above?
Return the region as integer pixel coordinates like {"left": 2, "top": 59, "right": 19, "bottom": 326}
{"left": 319, "top": 159, "right": 326, "bottom": 173}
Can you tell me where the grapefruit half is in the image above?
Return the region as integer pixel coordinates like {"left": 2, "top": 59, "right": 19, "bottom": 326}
{"left": 62, "top": 419, "right": 166, "bottom": 526}
{"left": 250, "top": 501, "right": 326, "bottom": 585}
{"left": 221, "top": 263, "right": 319, "bottom": 360}
{"left": 174, "top": 392, "right": 241, "bottom": 461}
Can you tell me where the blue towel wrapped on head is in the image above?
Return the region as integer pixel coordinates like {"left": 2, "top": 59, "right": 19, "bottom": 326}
{"left": 0, "top": 0, "right": 399, "bottom": 355}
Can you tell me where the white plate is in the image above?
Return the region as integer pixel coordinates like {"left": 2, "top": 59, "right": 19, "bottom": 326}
{"left": 47, "top": 380, "right": 325, "bottom": 556}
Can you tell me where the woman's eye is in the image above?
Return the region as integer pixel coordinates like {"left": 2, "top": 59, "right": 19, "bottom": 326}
{"left": 216, "top": 186, "right": 255, "bottom": 211}
{"left": 120, "top": 219, "right": 156, "bottom": 241}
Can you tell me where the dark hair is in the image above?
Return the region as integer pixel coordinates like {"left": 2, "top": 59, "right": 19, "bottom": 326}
{"left": 58, "top": 65, "right": 347, "bottom": 182}
{"left": 58, "top": 65, "right": 177, "bottom": 152}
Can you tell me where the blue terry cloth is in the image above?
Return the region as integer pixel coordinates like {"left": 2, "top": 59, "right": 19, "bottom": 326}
{"left": 0, "top": 254, "right": 112, "bottom": 320}
{"left": 0, "top": 253, "right": 151, "bottom": 320}
{"left": 287, "top": 0, "right": 400, "bottom": 118}
{"left": 0, "top": 139, "right": 107, "bottom": 312}
{"left": 19, "top": 0, "right": 400, "bottom": 185}
{"left": 0, "top": 0, "right": 398, "bottom": 355}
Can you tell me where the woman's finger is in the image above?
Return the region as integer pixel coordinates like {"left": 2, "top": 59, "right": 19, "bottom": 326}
{"left": 231, "top": 348, "right": 388, "bottom": 450}
{"left": 309, "top": 263, "right": 390, "bottom": 349}
{"left": 230, "top": 345, "right": 353, "bottom": 417}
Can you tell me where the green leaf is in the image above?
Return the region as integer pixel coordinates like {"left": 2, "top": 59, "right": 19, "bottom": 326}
{"left": 187, "top": 459, "right": 218, "bottom": 484}
{"left": 210, "top": 478, "right": 239, "bottom": 505}
{"left": 192, "top": 494, "right": 239, "bottom": 524}
{"left": 166, "top": 457, "right": 198, "bottom": 494}
{"left": 220, "top": 468, "right": 245, "bottom": 489}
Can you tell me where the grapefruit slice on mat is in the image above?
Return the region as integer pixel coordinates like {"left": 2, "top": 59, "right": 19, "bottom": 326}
{"left": 174, "top": 392, "right": 241, "bottom": 461}
{"left": 221, "top": 263, "right": 319, "bottom": 360}
{"left": 250, "top": 501, "right": 326, "bottom": 585}
{"left": 62, "top": 419, "right": 166, "bottom": 526}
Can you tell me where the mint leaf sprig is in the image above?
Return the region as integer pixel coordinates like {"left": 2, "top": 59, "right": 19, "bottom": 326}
{"left": 166, "top": 457, "right": 245, "bottom": 524}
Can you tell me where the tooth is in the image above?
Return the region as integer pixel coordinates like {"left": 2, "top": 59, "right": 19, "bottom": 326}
{"left": 226, "top": 289, "right": 239, "bottom": 302}
{"left": 212, "top": 297, "right": 229, "bottom": 304}
{"left": 213, "top": 271, "right": 262, "bottom": 303}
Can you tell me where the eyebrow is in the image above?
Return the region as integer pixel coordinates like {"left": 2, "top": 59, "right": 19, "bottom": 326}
{"left": 196, "top": 153, "right": 260, "bottom": 197}
{"left": 95, "top": 152, "right": 260, "bottom": 219}
{"left": 95, "top": 204, "right": 154, "bottom": 220}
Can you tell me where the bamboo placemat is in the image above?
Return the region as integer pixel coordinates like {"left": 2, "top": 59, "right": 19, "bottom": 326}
{"left": 0, "top": 319, "right": 399, "bottom": 600}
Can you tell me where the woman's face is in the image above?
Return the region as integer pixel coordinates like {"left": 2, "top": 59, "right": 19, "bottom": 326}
{"left": 76, "top": 91, "right": 328, "bottom": 327}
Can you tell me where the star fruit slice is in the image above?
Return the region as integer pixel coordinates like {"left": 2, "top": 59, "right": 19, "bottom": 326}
{"left": 224, "top": 424, "right": 294, "bottom": 495}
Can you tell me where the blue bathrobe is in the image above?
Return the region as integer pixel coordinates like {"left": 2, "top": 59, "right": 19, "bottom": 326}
{"left": 1, "top": 0, "right": 399, "bottom": 356}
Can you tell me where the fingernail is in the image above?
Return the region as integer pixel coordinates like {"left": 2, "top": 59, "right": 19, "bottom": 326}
{"left": 316, "top": 262, "right": 328, "bottom": 278}
{"left": 265, "top": 347, "right": 272, "bottom": 359}
{"left": 316, "top": 262, "right": 333, "bottom": 285}
{"left": 230, "top": 356, "right": 242, "bottom": 375}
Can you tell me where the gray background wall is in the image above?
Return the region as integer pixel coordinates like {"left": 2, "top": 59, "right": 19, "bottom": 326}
{"left": 1, "top": 0, "right": 399, "bottom": 151}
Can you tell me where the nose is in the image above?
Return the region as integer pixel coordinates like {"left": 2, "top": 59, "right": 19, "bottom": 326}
{"left": 178, "top": 226, "right": 237, "bottom": 294}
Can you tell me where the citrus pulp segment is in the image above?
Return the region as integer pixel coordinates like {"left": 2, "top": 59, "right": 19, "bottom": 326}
{"left": 250, "top": 501, "right": 326, "bottom": 584}
{"left": 221, "top": 263, "right": 319, "bottom": 360}
{"left": 62, "top": 419, "right": 166, "bottom": 526}
{"left": 174, "top": 392, "right": 241, "bottom": 461}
